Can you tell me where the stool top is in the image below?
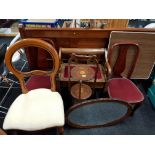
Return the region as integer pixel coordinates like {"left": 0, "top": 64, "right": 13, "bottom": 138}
{"left": 71, "top": 83, "right": 92, "bottom": 100}
{"left": 71, "top": 65, "right": 95, "bottom": 81}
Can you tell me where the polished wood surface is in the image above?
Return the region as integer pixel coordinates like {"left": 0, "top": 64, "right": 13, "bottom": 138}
{"left": 59, "top": 48, "right": 105, "bottom": 56}
{"left": 71, "top": 83, "right": 92, "bottom": 100}
{"left": 59, "top": 48, "right": 105, "bottom": 65}
{"left": 19, "top": 24, "right": 155, "bottom": 79}
{"left": 19, "top": 24, "right": 155, "bottom": 51}
{"left": 71, "top": 65, "right": 95, "bottom": 81}
{"left": 19, "top": 24, "right": 155, "bottom": 50}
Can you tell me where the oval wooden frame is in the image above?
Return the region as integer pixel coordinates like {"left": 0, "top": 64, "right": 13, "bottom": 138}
{"left": 66, "top": 98, "right": 132, "bottom": 128}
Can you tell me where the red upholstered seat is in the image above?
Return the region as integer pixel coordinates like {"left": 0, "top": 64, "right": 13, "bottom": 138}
{"left": 108, "top": 78, "right": 144, "bottom": 104}
{"left": 26, "top": 75, "right": 51, "bottom": 91}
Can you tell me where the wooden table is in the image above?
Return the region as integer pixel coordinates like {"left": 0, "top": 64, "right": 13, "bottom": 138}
{"left": 70, "top": 65, "right": 95, "bottom": 100}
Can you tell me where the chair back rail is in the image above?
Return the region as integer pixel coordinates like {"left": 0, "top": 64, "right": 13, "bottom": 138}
{"left": 108, "top": 42, "right": 140, "bottom": 78}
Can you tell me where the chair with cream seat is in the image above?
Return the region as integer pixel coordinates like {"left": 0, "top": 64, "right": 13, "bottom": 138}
{"left": 1, "top": 38, "right": 65, "bottom": 134}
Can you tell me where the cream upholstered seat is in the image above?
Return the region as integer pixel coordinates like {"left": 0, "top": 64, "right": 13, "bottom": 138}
{"left": 3, "top": 88, "right": 64, "bottom": 131}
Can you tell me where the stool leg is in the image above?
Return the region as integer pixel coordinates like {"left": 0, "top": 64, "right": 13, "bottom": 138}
{"left": 57, "top": 127, "right": 64, "bottom": 135}
{"left": 79, "top": 80, "right": 82, "bottom": 99}
{"left": 0, "top": 129, "right": 7, "bottom": 135}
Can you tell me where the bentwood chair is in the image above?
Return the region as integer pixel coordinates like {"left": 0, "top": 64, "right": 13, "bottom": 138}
{"left": 1, "top": 38, "right": 65, "bottom": 134}
{"left": 107, "top": 42, "right": 144, "bottom": 115}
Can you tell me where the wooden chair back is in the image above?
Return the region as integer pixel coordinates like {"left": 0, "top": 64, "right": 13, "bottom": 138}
{"left": 5, "top": 38, "right": 60, "bottom": 93}
{"left": 108, "top": 31, "right": 155, "bottom": 79}
{"left": 108, "top": 42, "right": 140, "bottom": 78}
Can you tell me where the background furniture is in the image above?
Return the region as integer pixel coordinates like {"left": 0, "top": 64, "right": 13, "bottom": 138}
{"left": 2, "top": 38, "right": 65, "bottom": 134}
{"left": 107, "top": 42, "right": 144, "bottom": 114}
{"left": 19, "top": 24, "right": 155, "bottom": 79}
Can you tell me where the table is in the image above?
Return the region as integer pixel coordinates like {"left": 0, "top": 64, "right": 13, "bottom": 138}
{"left": 71, "top": 65, "right": 95, "bottom": 81}
{"left": 70, "top": 65, "right": 95, "bottom": 100}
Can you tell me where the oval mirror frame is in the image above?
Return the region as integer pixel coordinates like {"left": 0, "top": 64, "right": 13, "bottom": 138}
{"left": 66, "top": 98, "right": 132, "bottom": 128}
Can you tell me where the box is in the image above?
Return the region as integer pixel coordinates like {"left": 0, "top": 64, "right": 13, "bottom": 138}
{"left": 20, "top": 19, "right": 58, "bottom": 28}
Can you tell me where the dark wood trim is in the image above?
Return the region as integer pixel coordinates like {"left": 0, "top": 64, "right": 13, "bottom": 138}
{"left": 57, "top": 127, "right": 64, "bottom": 135}
{"left": 0, "top": 128, "right": 7, "bottom": 135}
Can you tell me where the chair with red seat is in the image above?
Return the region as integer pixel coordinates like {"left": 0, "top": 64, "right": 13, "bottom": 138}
{"left": 107, "top": 42, "right": 144, "bottom": 115}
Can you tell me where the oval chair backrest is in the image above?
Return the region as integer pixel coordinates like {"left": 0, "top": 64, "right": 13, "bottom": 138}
{"left": 5, "top": 38, "right": 60, "bottom": 93}
{"left": 108, "top": 42, "right": 140, "bottom": 79}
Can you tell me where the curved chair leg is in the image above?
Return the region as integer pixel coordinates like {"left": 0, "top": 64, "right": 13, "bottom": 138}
{"left": 0, "top": 128, "right": 7, "bottom": 135}
{"left": 57, "top": 127, "right": 64, "bottom": 135}
{"left": 130, "top": 102, "right": 142, "bottom": 116}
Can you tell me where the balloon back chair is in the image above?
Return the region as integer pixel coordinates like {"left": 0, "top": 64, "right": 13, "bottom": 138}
{"left": 107, "top": 42, "right": 144, "bottom": 115}
{"left": 1, "top": 38, "right": 65, "bottom": 134}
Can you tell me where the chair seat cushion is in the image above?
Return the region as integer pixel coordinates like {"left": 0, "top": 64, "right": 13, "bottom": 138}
{"left": 3, "top": 88, "right": 64, "bottom": 131}
{"left": 108, "top": 78, "right": 144, "bottom": 103}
